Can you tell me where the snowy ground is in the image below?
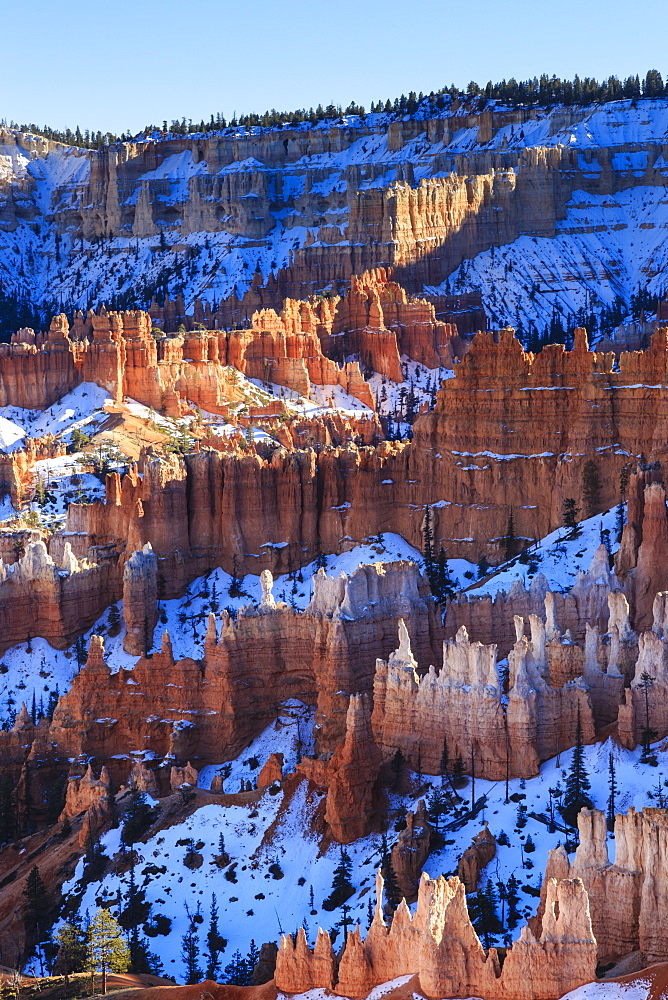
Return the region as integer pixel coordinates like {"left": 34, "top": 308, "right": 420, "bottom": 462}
{"left": 439, "top": 186, "right": 668, "bottom": 338}
{"left": 0, "top": 502, "right": 627, "bottom": 726}
{"left": 278, "top": 978, "right": 652, "bottom": 1000}
{"left": 0, "top": 383, "right": 112, "bottom": 452}
{"left": 57, "top": 720, "right": 668, "bottom": 984}
{"left": 468, "top": 506, "right": 620, "bottom": 597}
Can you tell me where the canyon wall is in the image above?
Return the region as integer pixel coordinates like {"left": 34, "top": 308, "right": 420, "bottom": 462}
{"left": 541, "top": 806, "right": 668, "bottom": 964}
{"left": 276, "top": 868, "right": 597, "bottom": 1000}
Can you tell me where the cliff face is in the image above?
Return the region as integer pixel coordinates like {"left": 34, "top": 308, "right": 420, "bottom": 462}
{"left": 11, "top": 325, "right": 668, "bottom": 594}
{"left": 3, "top": 99, "right": 667, "bottom": 332}
{"left": 371, "top": 580, "right": 621, "bottom": 781}
{"left": 0, "top": 270, "right": 462, "bottom": 417}
{"left": 0, "top": 561, "right": 439, "bottom": 788}
{"left": 276, "top": 868, "right": 597, "bottom": 1000}
{"left": 541, "top": 807, "right": 668, "bottom": 964}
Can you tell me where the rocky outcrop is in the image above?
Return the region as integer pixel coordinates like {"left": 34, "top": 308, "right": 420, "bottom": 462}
{"left": 170, "top": 761, "right": 198, "bottom": 790}
{"left": 372, "top": 613, "right": 596, "bottom": 780}
{"left": 391, "top": 800, "right": 432, "bottom": 902}
{"left": 618, "top": 481, "right": 668, "bottom": 629}
{"left": 257, "top": 753, "right": 283, "bottom": 787}
{"left": 541, "top": 806, "right": 668, "bottom": 964}
{"left": 0, "top": 562, "right": 437, "bottom": 790}
{"left": 325, "top": 695, "right": 380, "bottom": 844}
{"left": 457, "top": 826, "right": 496, "bottom": 893}
{"left": 122, "top": 543, "right": 158, "bottom": 655}
{"left": 276, "top": 868, "right": 597, "bottom": 1000}
{"left": 0, "top": 539, "right": 118, "bottom": 655}
{"left": 59, "top": 764, "right": 111, "bottom": 820}
{"left": 617, "top": 591, "right": 668, "bottom": 749}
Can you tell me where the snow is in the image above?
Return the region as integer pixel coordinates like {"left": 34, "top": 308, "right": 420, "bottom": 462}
{"left": 0, "top": 383, "right": 112, "bottom": 453}
{"left": 4, "top": 99, "right": 668, "bottom": 328}
{"left": 440, "top": 186, "right": 668, "bottom": 336}
{"left": 283, "top": 980, "right": 652, "bottom": 1000}
{"left": 0, "top": 531, "right": 423, "bottom": 719}
{"left": 469, "top": 506, "right": 619, "bottom": 597}
{"left": 60, "top": 724, "right": 668, "bottom": 984}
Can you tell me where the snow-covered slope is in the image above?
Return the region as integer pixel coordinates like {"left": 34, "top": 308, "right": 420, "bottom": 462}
{"left": 55, "top": 723, "right": 668, "bottom": 984}
{"left": 440, "top": 186, "right": 668, "bottom": 335}
{"left": 2, "top": 98, "right": 668, "bottom": 333}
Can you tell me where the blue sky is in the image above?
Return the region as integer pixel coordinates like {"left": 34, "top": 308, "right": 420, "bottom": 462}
{"left": 4, "top": 0, "right": 668, "bottom": 134}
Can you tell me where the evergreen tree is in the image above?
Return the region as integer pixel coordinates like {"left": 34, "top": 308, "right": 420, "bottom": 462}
{"left": 54, "top": 921, "right": 87, "bottom": 983}
{"left": 23, "top": 865, "right": 49, "bottom": 941}
{"left": 426, "top": 785, "right": 448, "bottom": 832}
{"left": 607, "top": 751, "right": 617, "bottom": 831}
{"left": 582, "top": 460, "right": 602, "bottom": 518}
{"left": 87, "top": 908, "right": 130, "bottom": 994}
{"left": 118, "top": 866, "right": 151, "bottom": 934}
{"left": 503, "top": 511, "right": 516, "bottom": 561}
{"left": 639, "top": 671, "right": 658, "bottom": 765}
{"left": 222, "top": 942, "right": 258, "bottom": 986}
{"left": 205, "top": 894, "right": 226, "bottom": 980}
{"left": 181, "top": 904, "right": 202, "bottom": 985}
{"left": 468, "top": 882, "right": 501, "bottom": 949}
{"left": 433, "top": 548, "right": 456, "bottom": 604}
{"left": 505, "top": 874, "right": 522, "bottom": 929}
{"left": 477, "top": 556, "right": 490, "bottom": 580}
{"left": 380, "top": 835, "right": 401, "bottom": 912}
{"left": 107, "top": 604, "right": 121, "bottom": 636}
{"left": 323, "top": 849, "right": 354, "bottom": 910}
{"left": 562, "top": 497, "right": 581, "bottom": 538}
{"left": 82, "top": 829, "right": 108, "bottom": 882}
{"left": 422, "top": 506, "right": 437, "bottom": 592}
{"left": 121, "top": 786, "right": 156, "bottom": 847}
{"left": 561, "top": 707, "right": 593, "bottom": 826}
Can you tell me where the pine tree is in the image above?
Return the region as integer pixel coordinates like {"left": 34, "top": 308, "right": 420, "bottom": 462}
{"left": 422, "top": 506, "right": 437, "bottom": 592}
{"left": 222, "top": 942, "right": 257, "bottom": 986}
{"left": 562, "top": 497, "right": 581, "bottom": 538}
{"left": 607, "top": 751, "right": 617, "bottom": 831}
{"left": 426, "top": 785, "right": 447, "bottom": 832}
{"left": 468, "top": 883, "right": 501, "bottom": 949}
{"left": 505, "top": 874, "right": 521, "bottom": 929}
{"left": 118, "top": 866, "right": 151, "bottom": 936}
{"left": 107, "top": 604, "right": 121, "bottom": 637}
{"left": 54, "top": 921, "right": 87, "bottom": 983}
{"left": 121, "top": 786, "right": 156, "bottom": 847}
{"left": 503, "top": 511, "right": 516, "bottom": 561}
{"left": 23, "top": 865, "right": 49, "bottom": 941}
{"left": 181, "top": 905, "right": 202, "bottom": 985}
{"left": 561, "top": 707, "right": 593, "bottom": 827}
{"left": 639, "top": 671, "right": 658, "bottom": 765}
{"left": 323, "top": 849, "right": 354, "bottom": 910}
{"left": 582, "top": 460, "right": 602, "bottom": 518}
{"left": 87, "top": 908, "right": 130, "bottom": 994}
{"left": 205, "top": 894, "right": 226, "bottom": 980}
{"left": 380, "top": 835, "right": 401, "bottom": 912}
